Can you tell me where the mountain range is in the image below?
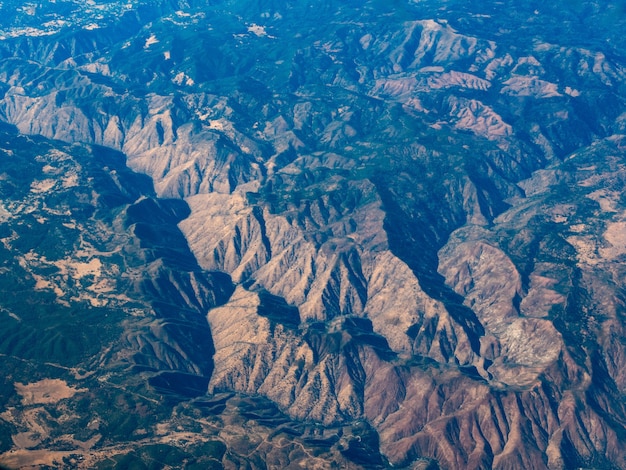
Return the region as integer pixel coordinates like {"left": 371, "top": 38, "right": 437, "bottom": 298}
{"left": 0, "top": 0, "right": 625, "bottom": 468}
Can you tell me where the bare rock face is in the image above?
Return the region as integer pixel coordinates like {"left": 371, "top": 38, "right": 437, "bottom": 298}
{"left": 0, "top": 0, "right": 626, "bottom": 468}
{"left": 438, "top": 234, "right": 563, "bottom": 388}
{"left": 208, "top": 286, "right": 364, "bottom": 424}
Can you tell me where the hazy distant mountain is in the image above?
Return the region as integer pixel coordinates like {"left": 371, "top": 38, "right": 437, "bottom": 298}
{"left": 0, "top": 1, "right": 625, "bottom": 468}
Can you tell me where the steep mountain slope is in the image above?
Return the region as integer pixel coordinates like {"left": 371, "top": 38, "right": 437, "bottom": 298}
{"left": 0, "top": 0, "right": 625, "bottom": 468}
{"left": 0, "top": 124, "right": 378, "bottom": 469}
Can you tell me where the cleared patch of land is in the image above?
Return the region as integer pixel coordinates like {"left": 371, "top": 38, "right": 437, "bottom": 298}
{"left": 15, "top": 379, "right": 87, "bottom": 405}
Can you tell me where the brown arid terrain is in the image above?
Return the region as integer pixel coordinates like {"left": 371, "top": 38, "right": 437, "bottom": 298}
{"left": 0, "top": 0, "right": 625, "bottom": 468}
{"left": 14, "top": 379, "right": 87, "bottom": 406}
